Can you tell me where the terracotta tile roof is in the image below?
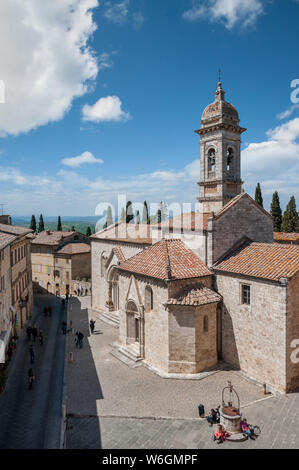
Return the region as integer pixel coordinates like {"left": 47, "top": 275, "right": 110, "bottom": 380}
{"left": 0, "top": 223, "right": 32, "bottom": 236}
{"left": 91, "top": 223, "right": 152, "bottom": 245}
{"left": 0, "top": 232, "right": 17, "bottom": 250}
{"left": 56, "top": 243, "right": 90, "bottom": 255}
{"left": 32, "top": 231, "right": 76, "bottom": 246}
{"left": 167, "top": 284, "right": 221, "bottom": 306}
{"left": 214, "top": 193, "right": 272, "bottom": 220}
{"left": 274, "top": 232, "right": 299, "bottom": 243}
{"left": 214, "top": 239, "right": 299, "bottom": 281}
{"left": 155, "top": 212, "right": 211, "bottom": 232}
{"left": 118, "top": 238, "right": 212, "bottom": 281}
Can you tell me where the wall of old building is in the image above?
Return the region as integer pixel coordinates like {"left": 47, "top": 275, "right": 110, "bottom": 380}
{"left": 91, "top": 239, "right": 145, "bottom": 312}
{"left": 12, "top": 237, "right": 33, "bottom": 329}
{"left": 72, "top": 252, "right": 91, "bottom": 281}
{"left": 286, "top": 271, "right": 299, "bottom": 392}
{"left": 216, "top": 272, "right": 287, "bottom": 392}
{"left": 208, "top": 195, "right": 273, "bottom": 266}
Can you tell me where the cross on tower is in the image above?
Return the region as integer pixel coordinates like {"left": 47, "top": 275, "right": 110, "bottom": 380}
{"left": 218, "top": 68, "right": 221, "bottom": 83}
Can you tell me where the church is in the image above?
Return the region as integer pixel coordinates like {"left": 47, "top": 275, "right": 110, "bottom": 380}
{"left": 90, "top": 82, "right": 299, "bottom": 394}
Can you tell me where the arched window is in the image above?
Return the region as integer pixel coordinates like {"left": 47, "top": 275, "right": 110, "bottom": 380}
{"left": 145, "top": 285, "right": 153, "bottom": 313}
{"left": 208, "top": 148, "right": 216, "bottom": 172}
{"left": 227, "top": 148, "right": 234, "bottom": 171}
{"left": 203, "top": 315, "right": 209, "bottom": 332}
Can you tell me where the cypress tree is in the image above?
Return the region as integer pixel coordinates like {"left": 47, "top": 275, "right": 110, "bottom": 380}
{"left": 136, "top": 210, "right": 140, "bottom": 224}
{"left": 30, "top": 215, "right": 36, "bottom": 233}
{"left": 57, "top": 216, "right": 62, "bottom": 231}
{"left": 126, "top": 201, "right": 134, "bottom": 224}
{"left": 106, "top": 206, "right": 113, "bottom": 227}
{"left": 120, "top": 208, "right": 126, "bottom": 223}
{"left": 86, "top": 226, "right": 91, "bottom": 237}
{"left": 270, "top": 191, "right": 282, "bottom": 232}
{"left": 142, "top": 201, "right": 149, "bottom": 224}
{"left": 281, "top": 196, "right": 299, "bottom": 232}
{"left": 254, "top": 183, "right": 263, "bottom": 208}
{"left": 71, "top": 225, "right": 75, "bottom": 231}
{"left": 38, "top": 214, "right": 45, "bottom": 233}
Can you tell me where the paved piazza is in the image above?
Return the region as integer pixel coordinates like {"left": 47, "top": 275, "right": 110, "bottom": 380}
{"left": 65, "top": 297, "right": 299, "bottom": 449}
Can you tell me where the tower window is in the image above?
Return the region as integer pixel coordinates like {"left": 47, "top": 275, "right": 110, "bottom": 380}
{"left": 208, "top": 148, "right": 216, "bottom": 172}
{"left": 241, "top": 284, "right": 250, "bottom": 305}
{"left": 227, "top": 148, "right": 234, "bottom": 171}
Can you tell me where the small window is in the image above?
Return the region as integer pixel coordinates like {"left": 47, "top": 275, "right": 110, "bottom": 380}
{"left": 242, "top": 285, "right": 251, "bottom": 305}
{"left": 47, "top": 267, "right": 50, "bottom": 275}
{"left": 208, "top": 148, "right": 216, "bottom": 172}
{"left": 38, "top": 265, "right": 41, "bottom": 273}
{"left": 145, "top": 285, "right": 153, "bottom": 313}
{"left": 227, "top": 148, "right": 234, "bottom": 171}
{"left": 203, "top": 315, "right": 209, "bottom": 332}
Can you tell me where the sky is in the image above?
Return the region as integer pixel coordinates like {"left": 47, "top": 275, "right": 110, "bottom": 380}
{"left": 0, "top": 0, "right": 298, "bottom": 218}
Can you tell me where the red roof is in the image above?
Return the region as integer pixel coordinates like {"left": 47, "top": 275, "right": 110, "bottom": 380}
{"left": 274, "top": 232, "right": 299, "bottom": 243}
{"left": 91, "top": 222, "right": 152, "bottom": 245}
{"left": 118, "top": 238, "right": 212, "bottom": 281}
{"left": 214, "top": 240, "right": 299, "bottom": 281}
{"left": 167, "top": 284, "right": 221, "bottom": 306}
{"left": 56, "top": 243, "right": 90, "bottom": 255}
{"left": 155, "top": 212, "right": 211, "bottom": 232}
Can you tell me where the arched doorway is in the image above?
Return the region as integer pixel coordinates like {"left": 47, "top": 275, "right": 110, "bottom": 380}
{"left": 126, "top": 300, "right": 140, "bottom": 344}
{"left": 107, "top": 267, "right": 119, "bottom": 311}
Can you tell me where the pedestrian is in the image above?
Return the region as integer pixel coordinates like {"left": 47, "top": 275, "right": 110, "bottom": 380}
{"left": 61, "top": 298, "right": 65, "bottom": 307}
{"left": 28, "top": 368, "right": 35, "bottom": 390}
{"left": 66, "top": 293, "right": 69, "bottom": 303}
{"left": 74, "top": 331, "right": 79, "bottom": 348}
{"left": 48, "top": 305, "right": 52, "bottom": 316}
{"left": 32, "top": 326, "right": 38, "bottom": 342}
{"left": 26, "top": 326, "right": 32, "bottom": 341}
{"left": 7, "top": 345, "right": 13, "bottom": 362}
{"left": 29, "top": 345, "right": 35, "bottom": 364}
{"left": 78, "top": 331, "right": 84, "bottom": 349}
{"left": 39, "top": 331, "right": 43, "bottom": 346}
{"left": 85, "top": 287, "right": 88, "bottom": 296}
{"left": 61, "top": 321, "right": 67, "bottom": 334}
{"left": 43, "top": 306, "right": 48, "bottom": 316}
{"left": 89, "top": 319, "right": 95, "bottom": 334}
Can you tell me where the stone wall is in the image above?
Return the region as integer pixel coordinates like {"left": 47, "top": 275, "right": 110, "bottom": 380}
{"left": 91, "top": 239, "right": 144, "bottom": 312}
{"left": 286, "top": 270, "right": 299, "bottom": 391}
{"left": 72, "top": 252, "right": 91, "bottom": 281}
{"left": 208, "top": 195, "right": 273, "bottom": 266}
{"left": 216, "top": 272, "right": 287, "bottom": 392}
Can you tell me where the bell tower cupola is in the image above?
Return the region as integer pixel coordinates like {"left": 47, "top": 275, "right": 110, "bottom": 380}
{"left": 195, "top": 81, "right": 246, "bottom": 214}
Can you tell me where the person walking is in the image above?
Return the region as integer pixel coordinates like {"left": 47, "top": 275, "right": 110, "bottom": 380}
{"left": 28, "top": 368, "right": 35, "bottom": 390}
{"left": 32, "top": 326, "right": 38, "bottom": 342}
{"left": 26, "top": 326, "right": 32, "bottom": 341}
{"left": 39, "top": 331, "right": 43, "bottom": 346}
{"left": 78, "top": 331, "right": 84, "bottom": 349}
{"left": 89, "top": 319, "right": 95, "bottom": 334}
{"left": 74, "top": 332, "right": 79, "bottom": 349}
{"left": 7, "top": 345, "right": 13, "bottom": 362}
{"left": 29, "top": 345, "right": 35, "bottom": 364}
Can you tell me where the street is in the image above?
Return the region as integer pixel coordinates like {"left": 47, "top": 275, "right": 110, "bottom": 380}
{"left": 0, "top": 295, "right": 67, "bottom": 449}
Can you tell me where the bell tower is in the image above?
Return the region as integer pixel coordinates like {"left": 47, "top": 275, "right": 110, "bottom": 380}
{"left": 195, "top": 82, "right": 246, "bottom": 214}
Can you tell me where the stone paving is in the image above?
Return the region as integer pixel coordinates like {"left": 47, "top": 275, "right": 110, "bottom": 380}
{"left": 0, "top": 295, "right": 67, "bottom": 449}
{"left": 65, "top": 296, "right": 299, "bottom": 449}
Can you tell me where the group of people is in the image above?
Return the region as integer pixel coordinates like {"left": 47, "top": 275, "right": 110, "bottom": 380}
{"left": 74, "top": 331, "right": 84, "bottom": 349}
{"left": 74, "top": 286, "right": 89, "bottom": 297}
{"left": 26, "top": 326, "right": 43, "bottom": 345}
{"left": 207, "top": 408, "right": 257, "bottom": 444}
{"left": 43, "top": 305, "right": 52, "bottom": 316}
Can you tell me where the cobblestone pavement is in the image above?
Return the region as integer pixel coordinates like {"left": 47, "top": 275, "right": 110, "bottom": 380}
{"left": 0, "top": 294, "right": 67, "bottom": 449}
{"left": 65, "top": 297, "right": 299, "bottom": 449}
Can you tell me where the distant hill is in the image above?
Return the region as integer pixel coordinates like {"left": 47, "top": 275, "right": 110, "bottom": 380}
{"left": 11, "top": 216, "right": 103, "bottom": 235}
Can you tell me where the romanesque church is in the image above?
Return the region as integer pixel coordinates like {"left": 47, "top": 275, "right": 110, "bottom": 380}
{"left": 91, "top": 82, "right": 299, "bottom": 394}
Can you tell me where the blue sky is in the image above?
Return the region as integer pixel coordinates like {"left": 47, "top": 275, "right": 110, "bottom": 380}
{"left": 0, "top": 0, "right": 298, "bottom": 217}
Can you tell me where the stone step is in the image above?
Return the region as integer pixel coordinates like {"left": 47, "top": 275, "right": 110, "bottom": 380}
{"left": 110, "top": 341, "right": 143, "bottom": 366}
{"left": 90, "top": 308, "right": 119, "bottom": 327}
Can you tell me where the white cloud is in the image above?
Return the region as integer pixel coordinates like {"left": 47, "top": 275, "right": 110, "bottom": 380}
{"left": 0, "top": 0, "right": 99, "bottom": 137}
{"left": 99, "top": 52, "right": 114, "bottom": 70}
{"left": 277, "top": 104, "right": 299, "bottom": 120}
{"left": 61, "top": 151, "right": 104, "bottom": 168}
{"left": 82, "top": 96, "right": 131, "bottom": 122}
{"left": 103, "top": 0, "right": 129, "bottom": 24}
{"left": 242, "top": 117, "right": 299, "bottom": 203}
{"left": 133, "top": 12, "right": 145, "bottom": 30}
{"left": 183, "top": 0, "right": 263, "bottom": 29}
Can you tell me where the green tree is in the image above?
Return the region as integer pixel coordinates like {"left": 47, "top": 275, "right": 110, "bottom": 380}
{"left": 86, "top": 226, "right": 91, "bottom": 237}
{"left": 270, "top": 191, "right": 282, "bottom": 232}
{"left": 120, "top": 207, "right": 126, "bottom": 223}
{"left": 136, "top": 210, "right": 140, "bottom": 224}
{"left": 38, "top": 214, "right": 45, "bottom": 233}
{"left": 126, "top": 201, "right": 134, "bottom": 224}
{"left": 106, "top": 206, "right": 113, "bottom": 227}
{"left": 29, "top": 215, "right": 36, "bottom": 233}
{"left": 254, "top": 183, "right": 263, "bottom": 208}
{"left": 71, "top": 225, "right": 75, "bottom": 231}
{"left": 281, "top": 196, "right": 299, "bottom": 232}
{"left": 142, "top": 200, "right": 149, "bottom": 224}
{"left": 57, "top": 216, "right": 62, "bottom": 231}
